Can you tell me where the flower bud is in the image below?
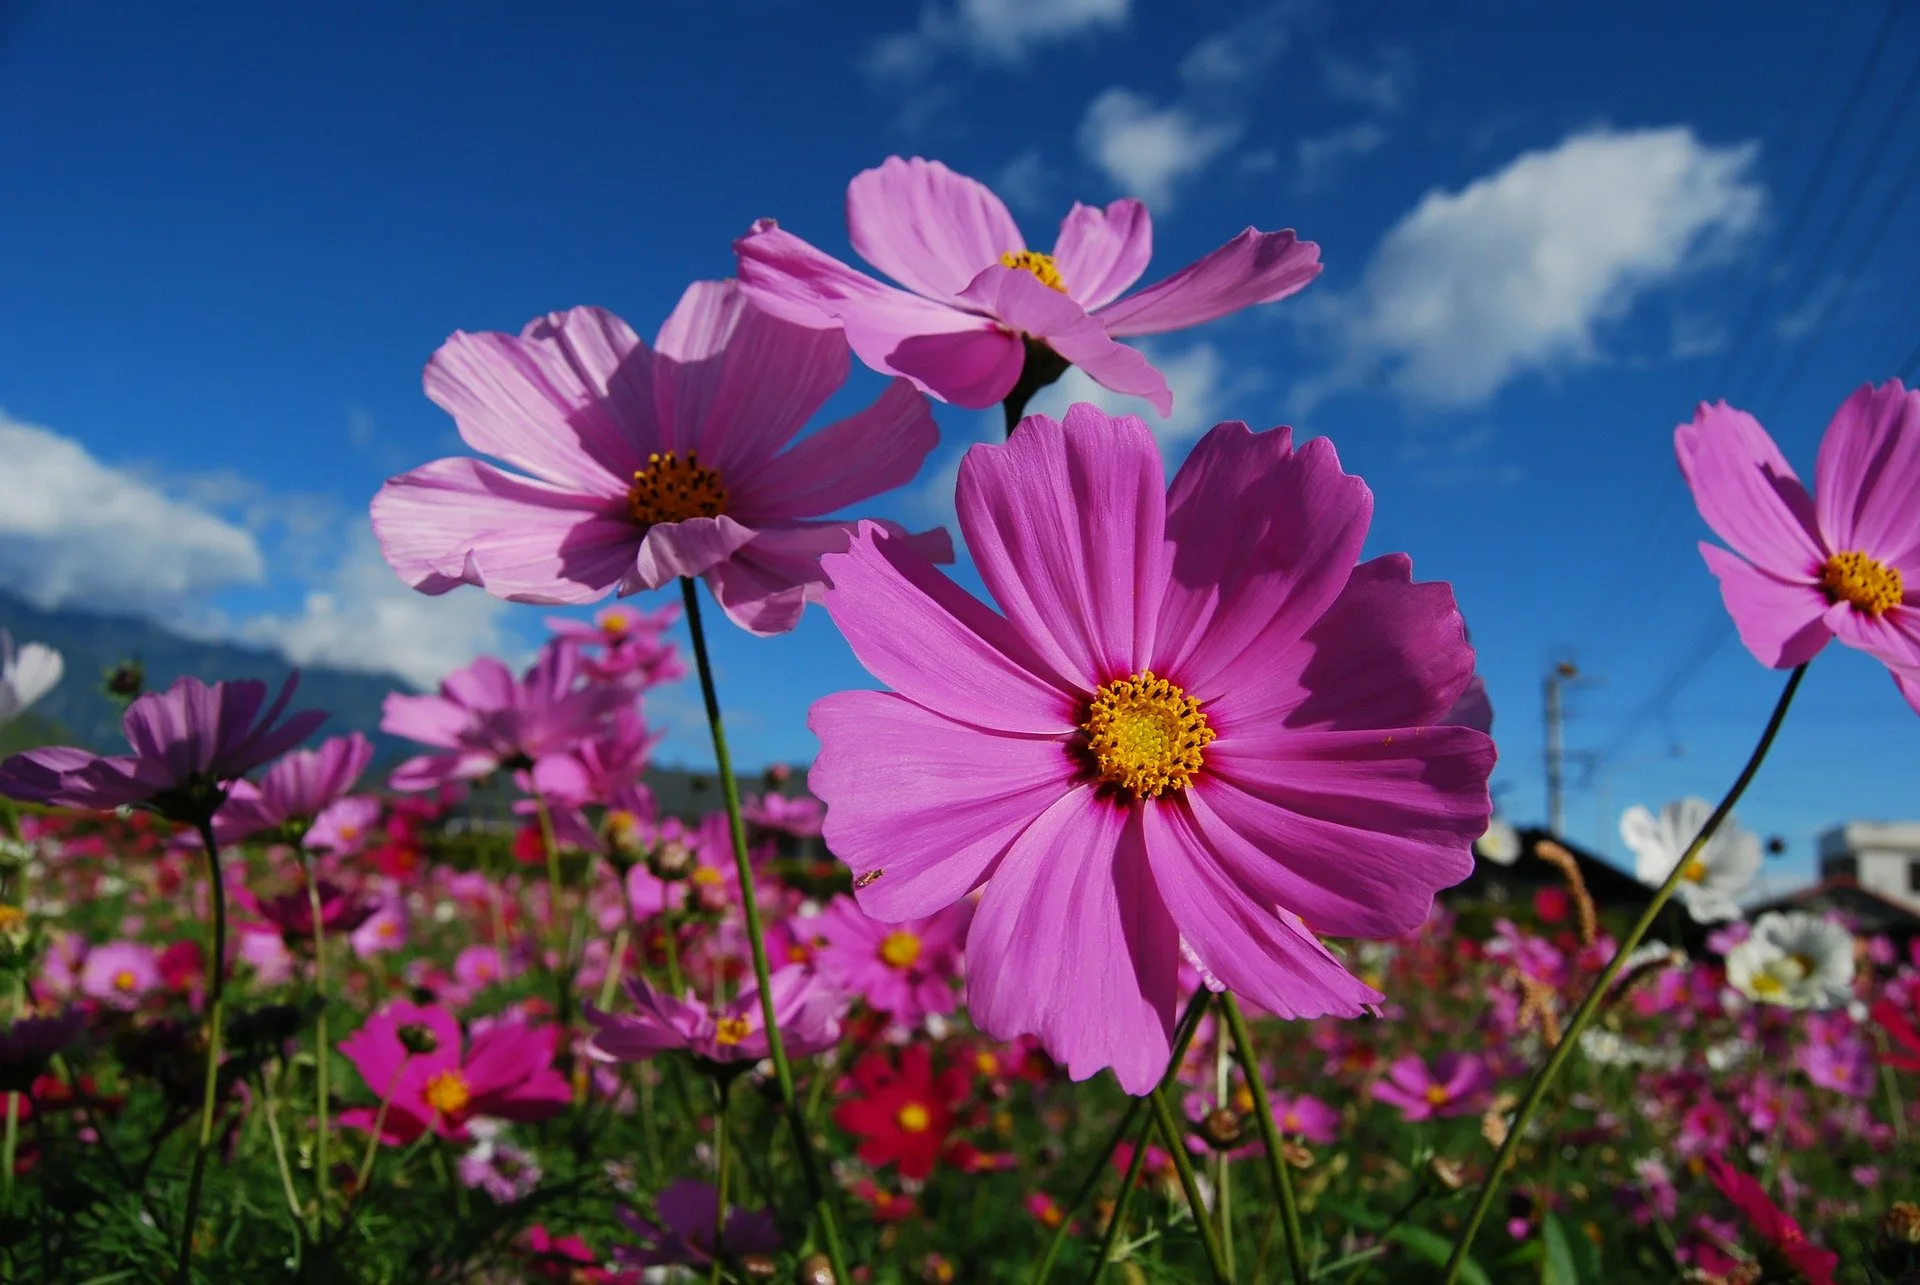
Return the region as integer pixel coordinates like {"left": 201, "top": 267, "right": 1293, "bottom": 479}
{"left": 1885, "top": 1201, "right": 1920, "bottom": 1245}
{"left": 397, "top": 1023, "right": 439, "bottom": 1056}
{"left": 1198, "top": 1106, "right": 1244, "bottom": 1150}
{"left": 795, "top": 1253, "right": 836, "bottom": 1285}
{"left": 648, "top": 839, "right": 696, "bottom": 882}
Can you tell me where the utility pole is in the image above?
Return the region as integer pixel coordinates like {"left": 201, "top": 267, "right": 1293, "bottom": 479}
{"left": 1543, "top": 660, "right": 1578, "bottom": 836}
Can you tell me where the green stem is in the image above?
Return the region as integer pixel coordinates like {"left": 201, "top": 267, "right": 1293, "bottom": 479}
{"left": 597, "top": 924, "right": 632, "bottom": 1013}
{"left": 2, "top": 1091, "right": 18, "bottom": 1213}
{"left": 258, "top": 1071, "right": 306, "bottom": 1228}
{"left": 1220, "top": 994, "right": 1307, "bottom": 1285}
{"left": 1440, "top": 663, "right": 1806, "bottom": 1283}
{"left": 1000, "top": 339, "right": 1071, "bottom": 438}
{"left": 1150, "top": 1086, "right": 1233, "bottom": 1283}
{"left": 679, "top": 576, "right": 848, "bottom": 1285}
{"left": 177, "top": 819, "right": 231, "bottom": 1282}
{"left": 352, "top": 1057, "right": 413, "bottom": 1198}
{"left": 1089, "top": 1109, "right": 1157, "bottom": 1285}
{"left": 710, "top": 1078, "right": 731, "bottom": 1285}
{"left": 303, "top": 853, "right": 330, "bottom": 1234}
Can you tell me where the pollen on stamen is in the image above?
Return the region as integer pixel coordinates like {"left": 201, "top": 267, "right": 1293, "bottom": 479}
{"left": 1820, "top": 549, "right": 1903, "bottom": 617}
{"left": 1081, "top": 670, "right": 1216, "bottom": 800}
{"left": 999, "top": 250, "right": 1068, "bottom": 293}
{"left": 627, "top": 451, "right": 730, "bottom": 526}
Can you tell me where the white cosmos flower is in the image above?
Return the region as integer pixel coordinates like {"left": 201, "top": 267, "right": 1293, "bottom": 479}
{"left": 1724, "top": 911, "right": 1855, "bottom": 1010}
{"left": 0, "top": 631, "right": 63, "bottom": 727}
{"left": 1620, "top": 797, "right": 1759, "bottom": 923}
{"left": 1476, "top": 818, "right": 1522, "bottom": 866}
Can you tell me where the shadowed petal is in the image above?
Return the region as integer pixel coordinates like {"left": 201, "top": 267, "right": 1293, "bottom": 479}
{"left": 1051, "top": 199, "right": 1153, "bottom": 312}
{"left": 630, "top": 515, "right": 760, "bottom": 589}
{"left": 699, "top": 521, "right": 942, "bottom": 637}
{"left": 1814, "top": 380, "right": 1920, "bottom": 568}
{"left": 958, "top": 267, "right": 1171, "bottom": 415}
{"left": 1096, "top": 228, "right": 1321, "bottom": 338}
{"left": 848, "top": 156, "right": 1026, "bottom": 302}
{"left": 1700, "top": 543, "right": 1835, "bottom": 668}
{"left": 740, "top": 378, "right": 939, "bottom": 520}
{"left": 1676, "top": 402, "right": 1826, "bottom": 578}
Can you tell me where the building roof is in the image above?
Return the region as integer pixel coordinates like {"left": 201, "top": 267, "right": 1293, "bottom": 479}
{"left": 1743, "top": 876, "right": 1920, "bottom": 938}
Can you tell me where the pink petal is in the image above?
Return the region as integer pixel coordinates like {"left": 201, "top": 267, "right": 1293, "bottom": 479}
{"left": 1051, "top": 199, "right": 1153, "bottom": 312}
{"left": 1190, "top": 725, "right": 1492, "bottom": 938}
{"left": 1675, "top": 402, "right": 1826, "bottom": 578}
{"left": 957, "top": 267, "right": 1171, "bottom": 415}
{"left": 424, "top": 308, "right": 648, "bottom": 494}
{"left": 699, "top": 521, "right": 940, "bottom": 637}
{"left": 848, "top": 156, "right": 1025, "bottom": 303}
{"left": 807, "top": 691, "right": 1072, "bottom": 921}
{"left": 880, "top": 323, "right": 1028, "bottom": 409}
{"left": 1814, "top": 380, "right": 1920, "bottom": 568}
{"left": 1896, "top": 667, "right": 1920, "bottom": 716}
{"left": 372, "top": 458, "right": 640, "bottom": 604}
{"left": 464, "top": 1024, "right": 558, "bottom": 1100}
{"left": 1095, "top": 228, "right": 1322, "bottom": 338}
{"left": 629, "top": 515, "right": 760, "bottom": 590}
{"left": 1141, "top": 801, "right": 1380, "bottom": 1019}
{"left": 1826, "top": 599, "right": 1920, "bottom": 672}
{"left": 964, "top": 790, "right": 1179, "bottom": 1095}
{"left": 1153, "top": 425, "right": 1371, "bottom": 701}
{"left": 818, "top": 523, "right": 1081, "bottom": 733}
{"left": 1700, "top": 543, "right": 1835, "bottom": 669}
{"left": 648, "top": 279, "right": 853, "bottom": 475}
{"left": 957, "top": 406, "right": 1169, "bottom": 691}
{"left": 739, "top": 378, "right": 939, "bottom": 520}
{"left": 1224, "top": 554, "right": 1474, "bottom": 732}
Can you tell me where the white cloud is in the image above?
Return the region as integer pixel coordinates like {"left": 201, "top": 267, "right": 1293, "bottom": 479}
{"left": 1295, "top": 122, "right": 1388, "bottom": 193}
{"left": 1322, "top": 50, "right": 1412, "bottom": 114}
{"left": 870, "top": 0, "right": 1128, "bottom": 77}
{"left": 1298, "top": 126, "right": 1764, "bottom": 410}
{"left": 1078, "top": 89, "right": 1238, "bottom": 209}
{"left": 239, "top": 527, "right": 518, "bottom": 690}
{"left": 1179, "top": 2, "right": 1300, "bottom": 89}
{"left": 0, "top": 411, "right": 265, "bottom": 612}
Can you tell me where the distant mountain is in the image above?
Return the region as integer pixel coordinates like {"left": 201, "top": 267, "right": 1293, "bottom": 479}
{"left": 0, "top": 589, "right": 412, "bottom": 757}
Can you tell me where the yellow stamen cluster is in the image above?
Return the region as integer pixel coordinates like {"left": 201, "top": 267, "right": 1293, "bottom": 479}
{"left": 714, "top": 1016, "right": 751, "bottom": 1046}
{"left": 1424, "top": 1084, "right": 1451, "bottom": 1107}
{"left": 114, "top": 969, "right": 137, "bottom": 992}
{"left": 1821, "top": 549, "right": 1902, "bottom": 616}
{"left": 424, "top": 1069, "right": 472, "bottom": 1116}
{"left": 999, "top": 250, "right": 1067, "bottom": 293}
{"left": 1681, "top": 857, "right": 1708, "bottom": 883}
{"left": 878, "top": 930, "right": 923, "bottom": 970}
{"left": 0, "top": 905, "right": 26, "bottom": 933}
{"left": 896, "top": 1102, "right": 932, "bottom": 1133}
{"left": 1082, "top": 671, "right": 1215, "bottom": 799}
{"left": 627, "top": 451, "right": 729, "bottom": 526}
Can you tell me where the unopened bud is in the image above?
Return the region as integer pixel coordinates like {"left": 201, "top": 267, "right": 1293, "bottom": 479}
{"left": 1281, "top": 1140, "right": 1313, "bottom": 1170}
{"left": 1428, "top": 1156, "right": 1468, "bottom": 1191}
{"left": 795, "top": 1254, "right": 837, "bottom": 1285}
{"left": 648, "top": 839, "right": 695, "bottom": 882}
{"left": 1884, "top": 1201, "right": 1920, "bottom": 1246}
{"left": 397, "top": 1023, "right": 439, "bottom": 1056}
{"left": 1198, "top": 1107, "right": 1244, "bottom": 1150}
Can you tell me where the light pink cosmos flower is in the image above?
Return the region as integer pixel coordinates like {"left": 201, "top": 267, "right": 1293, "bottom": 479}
{"left": 736, "top": 157, "right": 1321, "bottom": 416}
{"left": 1677, "top": 380, "right": 1920, "bottom": 712}
{"left": 350, "top": 896, "right": 409, "bottom": 959}
{"left": 586, "top": 967, "right": 844, "bottom": 1066}
{"left": 338, "top": 1000, "right": 570, "bottom": 1144}
{"left": 546, "top": 604, "right": 686, "bottom": 687}
{"left": 742, "top": 790, "right": 825, "bottom": 837}
{"left": 79, "top": 941, "right": 161, "bottom": 1011}
{"left": 807, "top": 405, "right": 1494, "bottom": 1093}
{"left": 810, "top": 895, "right": 970, "bottom": 1026}
{"left": 306, "top": 795, "right": 383, "bottom": 857}
{"left": 210, "top": 732, "right": 375, "bottom": 846}
{"left": 371, "top": 280, "right": 952, "bottom": 634}
{"left": 1370, "top": 1052, "right": 1496, "bottom": 1121}
{"left": 530, "top": 705, "right": 661, "bottom": 807}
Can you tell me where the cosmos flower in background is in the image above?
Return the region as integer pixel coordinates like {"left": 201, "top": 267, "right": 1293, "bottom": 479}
{"left": 210, "top": 732, "right": 375, "bottom": 846}
{"left": 586, "top": 967, "right": 844, "bottom": 1066}
{"left": 808, "top": 405, "right": 1494, "bottom": 1092}
{"left": 1703, "top": 1155, "right": 1840, "bottom": 1285}
{"left": 546, "top": 603, "right": 686, "bottom": 687}
{"left": 613, "top": 1178, "right": 780, "bottom": 1271}
{"left": 337, "top": 1000, "right": 570, "bottom": 1144}
{"left": 736, "top": 156, "right": 1322, "bottom": 414}
{"left": 371, "top": 280, "right": 952, "bottom": 635}
{"left": 1620, "top": 797, "right": 1761, "bottom": 923}
{"left": 810, "top": 895, "right": 969, "bottom": 1026}
{"left": 78, "top": 941, "right": 161, "bottom": 1011}
{"left": 0, "top": 632, "right": 63, "bottom": 728}
{"left": 1369, "top": 1052, "right": 1497, "bottom": 1122}
{"left": 832, "top": 1044, "right": 971, "bottom": 1180}
{"left": 1725, "top": 912, "right": 1856, "bottom": 1010}
{"left": 1676, "top": 380, "right": 1920, "bottom": 713}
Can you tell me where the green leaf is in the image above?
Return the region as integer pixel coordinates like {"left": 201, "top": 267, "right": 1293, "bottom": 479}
{"left": 1541, "top": 1214, "right": 1579, "bottom": 1285}
{"left": 1386, "top": 1225, "right": 1492, "bottom": 1285}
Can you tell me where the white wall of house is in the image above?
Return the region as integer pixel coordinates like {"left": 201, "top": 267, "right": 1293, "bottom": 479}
{"left": 1819, "top": 821, "right": 1920, "bottom": 910}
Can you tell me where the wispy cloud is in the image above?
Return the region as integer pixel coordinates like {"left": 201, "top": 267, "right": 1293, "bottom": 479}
{"left": 1077, "top": 90, "right": 1238, "bottom": 210}
{"left": 1294, "top": 122, "right": 1388, "bottom": 193}
{"left": 869, "top": 0, "right": 1130, "bottom": 80}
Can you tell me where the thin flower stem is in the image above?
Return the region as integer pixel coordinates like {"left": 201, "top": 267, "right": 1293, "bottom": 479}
{"left": 1220, "top": 994, "right": 1308, "bottom": 1285}
{"left": 1440, "top": 663, "right": 1807, "bottom": 1284}
{"left": 258, "top": 1072, "right": 306, "bottom": 1228}
{"left": 1872, "top": 1027, "right": 1909, "bottom": 1145}
{"left": 352, "top": 1057, "right": 413, "bottom": 1198}
{"left": 1041, "top": 988, "right": 1214, "bottom": 1284}
{"left": 679, "top": 576, "right": 849, "bottom": 1285}
{"left": 596, "top": 924, "right": 633, "bottom": 1013}
{"left": 1150, "top": 1086, "right": 1234, "bottom": 1283}
{"left": 709, "top": 1078, "right": 731, "bottom": 1285}
{"left": 2, "top": 1091, "right": 18, "bottom": 1213}
{"left": 303, "top": 853, "right": 331, "bottom": 1235}
{"left": 1088, "top": 1110, "right": 1157, "bottom": 1285}
{"left": 1214, "top": 1027, "right": 1234, "bottom": 1281}
{"left": 177, "top": 819, "right": 231, "bottom": 1282}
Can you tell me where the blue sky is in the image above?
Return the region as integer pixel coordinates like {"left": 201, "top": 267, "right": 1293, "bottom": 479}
{"left": 2, "top": 0, "right": 1917, "bottom": 886}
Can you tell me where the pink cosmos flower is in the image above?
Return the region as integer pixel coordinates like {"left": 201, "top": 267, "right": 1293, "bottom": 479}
{"left": 1703, "top": 1156, "right": 1839, "bottom": 1285}
{"left": 810, "top": 895, "right": 969, "bottom": 1026}
{"left": 742, "top": 790, "right": 825, "bottom": 837}
{"left": 371, "top": 280, "right": 952, "bottom": 634}
{"left": 547, "top": 604, "right": 686, "bottom": 687}
{"left": 806, "top": 405, "right": 1493, "bottom": 1092}
{"left": 350, "top": 896, "right": 410, "bottom": 958}
{"left": 233, "top": 880, "right": 377, "bottom": 945}
{"left": 337, "top": 1000, "right": 570, "bottom": 1144}
{"left": 210, "top": 732, "right": 374, "bottom": 846}
{"left": 1370, "top": 1052, "right": 1496, "bottom": 1121}
{"left": 735, "top": 156, "right": 1321, "bottom": 415}
{"left": 305, "top": 795, "right": 383, "bottom": 856}
{"left": 0, "top": 674, "right": 326, "bottom": 825}
{"left": 531, "top": 705, "right": 661, "bottom": 807}
{"left": 586, "top": 967, "right": 844, "bottom": 1066}
{"left": 79, "top": 941, "right": 161, "bottom": 1011}
{"left": 1677, "top": 381, "right": 1920, "bottom": 712}
{"left": 381, "top": 645, "right": 630, "bottom": 792}
{"left": 1270, "top": 1091, "right": 1341, "bottom": 1145}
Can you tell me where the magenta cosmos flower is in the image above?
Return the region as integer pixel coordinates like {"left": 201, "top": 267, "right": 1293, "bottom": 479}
{"left": 371, "top": 279, "right": 952, "bottom": 634}
{"left": 586, "top": 967, "right": 844, "bottom": 1067}
{"left": 381, "top": 645, "right": 630, "bottom": 792}
{"left": 0, "top": 675, "right": 326, "bottom": 826}
{"left": 810, "top": 895, "right": 969, "bottom": 1026}
{"left": 210, "top": 732, "right": 374, "bottom": 845}
{"left": 1370, "top": 1052, "right": 1496, "bottom": 1122}
{"left": 79, "top": 941, "right": 162, "bottom": 1011}
{"left": 807, "top": 405, "right": 1494, "bottom": 1093}
{"left": 338, "top": 1000, "right": 570, "bottom": 1144}
{"left": 735, "top": 156, "right": 1321, "bottom": 415}
{"left": 1678, "top": 381, "right": 1920, "bottom": 712}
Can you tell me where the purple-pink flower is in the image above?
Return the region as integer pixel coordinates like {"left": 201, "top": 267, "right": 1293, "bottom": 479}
{"left": 807, "top": 405, "right": 1493, "bottom": 1092}
{"left": 810, "top": 895, "right": 968, "bottom": 1026}
{"left": 735, "top": 155, "right": 1321, "bottom": 414}
{"left": 337, "top": 1000, "right": 570, "bottom": 1144}
{"left": 546, "top": 604, "right": 686, "bottom": 686}
{"left": 1677, "top": 380, "right": 1920, "bottom": 712}
{"left": 79, "top": 941, "right": 162, "bottom": 1011}
{"left": 1370, "top": 1053, "right": 1497, "bottom": 1121}
{"left": 371, "top": 279, "right": 952, "bottom": 634}
{"left": 613, "top": 1178, "right": 780, "bottom": 1271}
{"left": 586, "top": 966, "right": 844, "bottom": 1066}
{"left": 211, "top": 732, "right": 374, "bottom": 846}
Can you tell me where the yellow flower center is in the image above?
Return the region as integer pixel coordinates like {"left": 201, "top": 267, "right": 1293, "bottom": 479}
{"left": 879, "top": 930, "right": 923, "bottom": 970}
{"left": 1750, "top": 972, "right": 1784, "bottom": 997}
{"left": 601, "top": 613, "right": 633, "bottom": 635}
{"left": 424, "top": 1069, "right": 472, "bottom": 1116}
{"left": 690, "top": 866, "right": 723, "bottom": 888}
{"left": 1820, "top": 550, "right": 1902, "bottom": 616}
{"left": 999, "top": 250, "right": 1067, "bottom": 293}
{"left": 627, "top": 451, "right": 729, "bottom": 526}
{"left": 113, "top": 969, "right": 137, "bottom": 992}
{"left": 896, "top": 1102, "right": 932, "bottom": 1133}
{"left": 714, "top": 1016, "right": 751, "bottom": 1046}
{"left": 1231, "top": 1086, "right": 1255, "bottom": 1115}
{"left": 0, "top": 905, "right": 26, "bottom": 932}
{"left": 1682, "top": 857, "right": 1708, "bottom": 883}
{"left": 1082, "top": 671, "right": 1215, "bottom": 799}
{"left": 975, "top": 1051, "right": 1000, "bottom": 1077}
{"left": 1282, "top": 1111, "right": 1301, "bottom": 1133}
{"left": 1423, "top": 1085, "right": 1451, "bottom": 1107}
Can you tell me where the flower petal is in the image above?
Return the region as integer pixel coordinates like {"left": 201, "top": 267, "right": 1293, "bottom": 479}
{"left": 848, "top": 156, "right": 1025, "bottom": 302}
{"left": 630, "top": 515, "right": 760, "bottom": 589}
{"left": 1826, "top": 598, "right": 1920, "bottom": 673}
{"left": 965, "top": 790, "right": 1178, "bottom": 1095}
{"left": 372, "top": 458, "right": 640, "bottom": 604}
{"left": 739, "top": 378, "right": 938, "bottom": 520}
{"left": 1699, "top": 543, "right": 1834, "bottom": 669}
{"left": 1813, "top": 380, "right": 1920, "bottom": 567}
{"left": 1095, "top": 228, "right": 1322, "bottom": 338}
{"left": 957, "top": 267, "right": 1171, "bottom": 415}
{"left": 1675, "top": 402, "right": 1826, "bottom": 578}
{"left": 818, "top": 523, "right": 1081, "bottom": 732}
{"left": 1051, "top": 199, "right": 1153, "bottom": 312}
{"left": 1191, "top": 725, "right": 1491, "bottom": 939}
{"left": 958, "top": 406, "right": 1169, "bottom": 690}
{"left": 808, "top": 691, "right": 1072, "bottom": 920}
{"left": 701, "top": 520, "right": 950, "bottom": 637}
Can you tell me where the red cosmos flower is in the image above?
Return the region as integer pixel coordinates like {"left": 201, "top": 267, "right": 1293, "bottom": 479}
{"left": 832, "top": 1044, "right": 970, "bottom": 1180}
{"left": 1703, "top": 1156, "right": 1838, "bottom": 1285}
{"left": 1871, "top": 997, "right": 1920, "bottom": 1072}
